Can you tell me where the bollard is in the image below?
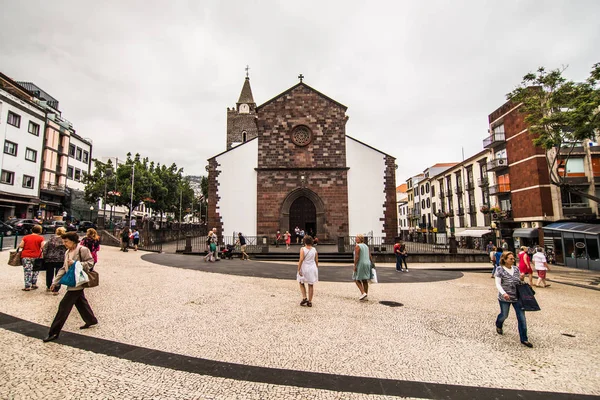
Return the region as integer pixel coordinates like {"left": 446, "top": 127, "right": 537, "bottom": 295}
{"left": 184, "top": 234, "right": 192, "bottom": 253}
{"left": 337, "top": 236, "right": 345, "bottom": 253}
{"left": 449, "top": 235, "right": 458, "bottom": 254}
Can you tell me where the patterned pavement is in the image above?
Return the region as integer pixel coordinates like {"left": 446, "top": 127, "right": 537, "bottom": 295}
{"left": 0, "top": 246, "right": 599, "bottom": 399}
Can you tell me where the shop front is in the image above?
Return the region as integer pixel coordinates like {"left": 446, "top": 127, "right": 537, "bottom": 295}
{"left": 543, "top": 222, "right": 600, "bottom": 271}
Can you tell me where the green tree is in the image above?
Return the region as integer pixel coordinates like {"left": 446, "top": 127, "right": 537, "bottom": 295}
{"left": 507, "top": 63, "right": 600, "bottom": 203}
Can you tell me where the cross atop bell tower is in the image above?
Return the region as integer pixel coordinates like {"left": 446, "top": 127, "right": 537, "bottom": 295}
{"left": 226, "top": 70, "right": 258, "bottom": 149}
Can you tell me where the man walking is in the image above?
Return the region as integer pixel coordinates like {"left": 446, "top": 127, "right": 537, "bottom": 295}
{"left": 237, "top": 232, "right": 249, "bottom": 260}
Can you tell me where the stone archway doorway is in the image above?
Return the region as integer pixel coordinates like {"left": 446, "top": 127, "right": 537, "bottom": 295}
{"left": 289, "top": 196, "right": 317, "bottom": 237}
{"left": 280, "top": 188, "right": 327, "bottom": 240}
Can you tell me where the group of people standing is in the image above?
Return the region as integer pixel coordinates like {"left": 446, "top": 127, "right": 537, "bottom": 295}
{"left": 17, "top": 225, "right": 101, "bottom": 342}
{"left": 296, "top": 233, "right": 375, "bottom": 307}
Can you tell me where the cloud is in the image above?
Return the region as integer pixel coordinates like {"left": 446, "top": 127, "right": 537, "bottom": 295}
{"left": 1, "top": 0, "right": 599, "bottom": 182}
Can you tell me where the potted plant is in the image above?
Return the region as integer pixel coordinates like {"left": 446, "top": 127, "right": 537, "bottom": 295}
{"left": 480, "top": 205, "right": 490, "bottom": 214}
{"left": 490, "top": 206, "right": 502, "bottom": 214}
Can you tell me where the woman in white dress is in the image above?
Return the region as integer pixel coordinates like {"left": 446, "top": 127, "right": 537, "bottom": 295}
{"left": 297, "top": 236, "right": 319, "bottom": 307}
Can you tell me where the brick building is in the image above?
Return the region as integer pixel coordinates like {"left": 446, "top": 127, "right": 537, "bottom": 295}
{"left": 483, "top": 100, "right": 555, "bottom": 248}
{"left": 207, "top": 76, "right": 398, "bottom": 242}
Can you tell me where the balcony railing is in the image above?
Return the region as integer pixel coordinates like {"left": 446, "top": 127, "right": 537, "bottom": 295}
{"left": 467, "top": 204, "right": 477, "bottom": 214}
{"left": 478, "top": 177, "right": 489, "bottom": 187}
{"left": 486, "top": 158, "right": 508, "bottom": 171}
{"left": 562, "top": 203, "right": 594, "bottom": 217}
{"left": 489, "top": 184, "right": 511, "bottom": 195}
{"left": 464, "top": 180, "right": 475, "bottom": 191}
{"left": 455, "top": 207, "right": 465, "bottom": 216}
{"left": 483, "top": 132, "right": 506, "bottom": 148}
{"left": 455, "top": 186, "right": 463, "bottom": 195}
{"left": 41, "top": 182, "right": 67, "bottom": 192}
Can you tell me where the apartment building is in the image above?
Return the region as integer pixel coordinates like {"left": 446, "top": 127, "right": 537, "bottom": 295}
{"left": 0, "top": 74, "right": 45, "bottom": 220}
{"left": 396, "top": 183, "right": 408, "bottom": 237}
{"left": 432, "top": 151, "right": 494, "bottom": 243}
{"left": 482, "top": 100, "right": 556, "bottom": 249}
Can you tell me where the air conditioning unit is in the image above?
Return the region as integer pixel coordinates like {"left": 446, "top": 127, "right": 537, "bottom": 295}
{"left": 521, "top": 222, "right": 528, "bottom": 228}
{"left": 491, "top": 213, "right": 499, "bottom": 220}
{"left": 498, "top": 159, "right": 505, "bottom": 165}
{"left": 531, "top": 222, "right": 540, "bottom": 228}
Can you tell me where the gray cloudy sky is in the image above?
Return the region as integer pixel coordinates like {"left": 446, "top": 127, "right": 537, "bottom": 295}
{"left": 1, "top": 0, "right": 599, "bottom": 183}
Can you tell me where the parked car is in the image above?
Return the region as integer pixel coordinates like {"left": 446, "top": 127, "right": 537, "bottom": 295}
{"left": 0, "top": 221, "right": 15, "bottom": 236}
{"left": 42, "top": 220, "right": 66, "bottom": 234}
{"left": 78, "top": 221, "right": 97, "bottom": 231}
{"left": 9, "top": 219, "right": 41, "bottom": 234}
{"left": 65, "top": 222, "right": 78, "bottom": 232}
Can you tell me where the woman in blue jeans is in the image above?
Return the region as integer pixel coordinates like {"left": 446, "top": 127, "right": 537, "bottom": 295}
{"left": 494, "top": 251, "right": 533, "bottom": 348}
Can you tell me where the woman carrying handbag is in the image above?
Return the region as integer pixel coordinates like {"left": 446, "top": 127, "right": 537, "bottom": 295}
{"left": 18, "top": 225, "right": 45, "bottom": 291}
{"left": 43, "top": 227, "right": 67, "bottom": 295}
{"left": 44, "top": 232, "right": 98, "bottom": 343}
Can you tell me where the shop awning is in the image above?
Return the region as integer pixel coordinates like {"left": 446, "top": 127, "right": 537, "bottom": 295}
{"left": 543, "top": 222, "right": 600, "bottom": 235}
{"left": 512, "top": 228, "right": 539, "bottom": 238}
{"left": 455, "top": 229, "right": 492, "bottom": 237}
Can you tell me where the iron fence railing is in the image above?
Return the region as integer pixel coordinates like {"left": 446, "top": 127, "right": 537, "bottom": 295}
{"left": 343, "top": 235, "right": 487, "bottom": 254}
{"left": 176, "top": 235, "right": 265, "bottom": 253}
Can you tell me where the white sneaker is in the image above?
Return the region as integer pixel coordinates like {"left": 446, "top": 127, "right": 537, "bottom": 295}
{"left": 404, "top": 269, "right": 409, "bottom": 273}
{"left": 359, "top": 293, "right": 368, "bottom": 300}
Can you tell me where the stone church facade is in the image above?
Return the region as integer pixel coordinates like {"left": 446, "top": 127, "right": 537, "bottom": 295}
{"left": 207, "top": 76, "right": 397, "bottom": 243}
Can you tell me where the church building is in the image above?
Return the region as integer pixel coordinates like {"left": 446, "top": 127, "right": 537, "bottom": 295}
{"left": 207, "top": 75, "right": 398, "bottom": 243}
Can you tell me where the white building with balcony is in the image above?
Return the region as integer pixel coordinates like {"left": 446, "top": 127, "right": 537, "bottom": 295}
{"left": 0, "top": 74, "right": 45, "bottom": 220}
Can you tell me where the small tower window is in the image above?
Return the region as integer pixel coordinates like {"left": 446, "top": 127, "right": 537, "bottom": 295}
{"left": 242, "top": 131, "right": 247, "bottom": 142}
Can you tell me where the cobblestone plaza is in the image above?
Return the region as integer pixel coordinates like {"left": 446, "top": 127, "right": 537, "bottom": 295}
{"left": 1, "top": 247, "right": 599, "bottom": 399}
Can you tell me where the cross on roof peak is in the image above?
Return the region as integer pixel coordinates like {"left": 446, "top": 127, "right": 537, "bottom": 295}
{"left": 245, "top": 65, "right": 250, "bottom": 78}
{"left": 298, "top": 74, "right": 304, "bottom": 83}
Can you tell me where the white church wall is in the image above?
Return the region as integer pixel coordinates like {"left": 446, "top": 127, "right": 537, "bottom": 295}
{"left": 215, "top": 139, "right": 258, "bottom": 237}
{"left": 346, "top": 137, "right": 387, "bottom": 237}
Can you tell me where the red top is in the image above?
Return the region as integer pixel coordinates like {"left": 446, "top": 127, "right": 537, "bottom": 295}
{"left": 21, "top": 234, "right": 44, "bottom": 258}
{"left": 518, "top": 251, "right": 528, "bottom": 269}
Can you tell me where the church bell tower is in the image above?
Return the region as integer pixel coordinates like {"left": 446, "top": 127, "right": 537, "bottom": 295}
{"left": 226, "top": 69, "right": 258, "bottom": 149}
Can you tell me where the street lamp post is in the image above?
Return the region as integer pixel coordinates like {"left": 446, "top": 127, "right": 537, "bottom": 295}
{"left": 89, "top": 206, "right": 94, "bottom": 221}
{"left": 128, "top": 164, "right": 135, "bottom": 228}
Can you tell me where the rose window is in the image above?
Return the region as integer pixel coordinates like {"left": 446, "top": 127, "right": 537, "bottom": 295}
{"left": 291, "top": 125, "right": 312, "bottom": 147}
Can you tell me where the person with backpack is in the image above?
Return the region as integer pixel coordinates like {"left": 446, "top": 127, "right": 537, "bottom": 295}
{"left": 121, "top": 226, "right": 130, "bottom": 252}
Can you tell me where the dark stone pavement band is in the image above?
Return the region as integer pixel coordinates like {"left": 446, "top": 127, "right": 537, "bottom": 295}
{"left": 0, "top": 312, "right": 595, "bottom": 400}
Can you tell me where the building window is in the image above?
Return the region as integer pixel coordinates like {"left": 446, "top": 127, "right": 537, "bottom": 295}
{"left": 24, "top": 148, "right": 37, "bottom": 162}
{"left": 67, "top": 166, "right": 74, "bottom": 179}
{"left": 82, "top": 151, "right": 89, "bottom": 164}
{"left": 7, "top": 111, "right": 21, "bottom": 128}
{"left": 74, "top": 168, "right": 81, "bottom": 181}
{"left": 421, "top": 199, "right": 425, "bottom": 209}
{"left": 420, "top": 186, "right": 424, "bottom": 195}
{"left": 76, "top": 147, "right": 82, "bottom": 161}
{"left": 425, "top": 183, "right": 430, "bottom": 193}
{"left": 426, "top": 198, "right": 431, "bottom": 208}
{"left": 22, "top": 175, "right": 35, "bottom": 189}
{"left": 28, "top": 121, "right": 40, "bottom": 136}
{"left": 431, "top": 185, "right": 435, "bottom": 197}
{"left": 69, "top": 144, "right": 76, "bottom": 157}
{"left": 4, "top": 141, "right": 17, "bottom": 156}
{"left": 242, "top": 130, "right": 247, "bottom": 142}
{"left": 0, "top": 170, "right": 14, "bottom": 185}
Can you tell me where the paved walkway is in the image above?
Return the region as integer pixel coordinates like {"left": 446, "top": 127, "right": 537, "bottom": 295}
{"left": 1, "top": 246, "right": 599, "bottom": 399}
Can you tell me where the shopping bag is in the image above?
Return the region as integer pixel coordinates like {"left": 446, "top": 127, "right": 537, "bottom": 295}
{"left": 59, "top": 262, "right": 77, "bottom": 287}
{"left": 74, "top": 261, "right": 89, "bottom": 287}
{"left": 8, "top": 250, "right": 21, "bottom": 266}
{"left": 84, "top": 270, "right": 99, "bottom": 288}
{"left": 517, "top": 284, "right": 541, "bottom": 311}
{"left": 370, "top": 267, "right": 378, "bottom": 284}
{"left": 32, "top": 258, "right": 46, "bottom": 272}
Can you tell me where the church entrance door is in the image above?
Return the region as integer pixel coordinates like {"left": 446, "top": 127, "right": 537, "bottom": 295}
{"left": 289, "top": 196, "right": 317, "bottom": 237}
